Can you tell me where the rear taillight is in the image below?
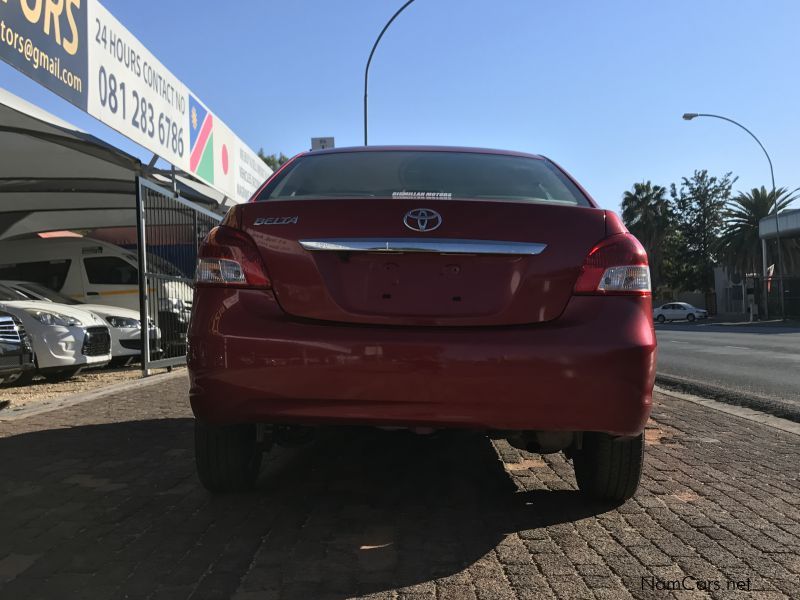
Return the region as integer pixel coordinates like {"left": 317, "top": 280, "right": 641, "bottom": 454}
{"left": 574, "top": 233, "right": 651, "bottom": 295}
{"left": 196, "top": 226, "right": 271, "bottom": 288}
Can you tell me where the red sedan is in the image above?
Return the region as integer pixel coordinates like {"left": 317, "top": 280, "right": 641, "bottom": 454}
{"left": 188, "top": 146, "right": 656, "bottom": 501}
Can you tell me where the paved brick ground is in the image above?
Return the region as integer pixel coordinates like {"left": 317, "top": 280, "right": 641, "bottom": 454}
{"left": 0, "top": 376, "right": 798, "bottom": 600}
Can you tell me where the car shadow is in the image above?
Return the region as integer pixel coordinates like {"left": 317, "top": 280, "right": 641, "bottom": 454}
{"left": 0, "top": 419, "right": 611, "bottom": 599}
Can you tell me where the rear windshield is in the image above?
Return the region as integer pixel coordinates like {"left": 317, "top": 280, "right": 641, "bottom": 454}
{"left": 256, "top": 151, "right": 590, "bottom": 206}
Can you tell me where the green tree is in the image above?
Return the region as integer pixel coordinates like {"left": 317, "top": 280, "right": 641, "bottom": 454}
{"left": 659, "top": 227, "right": 688, "bottom": 291}
{"left": 669, "top": 170, "right": 736, "bottom": 292}
{"left": 621, "top": 181, "right": 673, "bottom": 291}
{"left": 718, "top": 186, "right": 797, "bottom": 277}
{"left": 258, "top": 149, "right": 290, "bottom": 172}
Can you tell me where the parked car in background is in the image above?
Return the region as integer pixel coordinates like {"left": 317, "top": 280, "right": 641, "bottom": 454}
{"left": 0, "top": 284, "right": 111, "bottom": 383}
{"left": 1, "top": 280, "right": 161, "bottom": 365}
{"left": 0, "top": 310, "right": 34, "bottom": 385}
{"left": 653, "top": 302, "right": 708, "bottom": 323}
{"left": 0, "top": 236, "right": 192, "bottom": 354}
{"left": 189, "top": 146, "right": 657, "bottom": 502}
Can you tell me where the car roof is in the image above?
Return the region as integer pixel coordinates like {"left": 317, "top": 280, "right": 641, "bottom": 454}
{"left": 0, "top": 236, "right": 108, "bottom": 247}
{"left": 302, "top": 145, "right": 546, "bottom": 160}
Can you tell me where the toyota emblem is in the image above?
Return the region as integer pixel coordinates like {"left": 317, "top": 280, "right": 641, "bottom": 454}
{"left": 403, "top": 208, "right": 442, "bottom": 232}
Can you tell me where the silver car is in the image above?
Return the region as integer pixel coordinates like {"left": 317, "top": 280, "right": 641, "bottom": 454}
{"left": 653, "top": 302, "right": 708, "bottom": 323}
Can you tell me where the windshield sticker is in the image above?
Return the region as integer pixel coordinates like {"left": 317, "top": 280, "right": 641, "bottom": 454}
{"left": 392, "top": 191, "right": 452, "bottom": 200}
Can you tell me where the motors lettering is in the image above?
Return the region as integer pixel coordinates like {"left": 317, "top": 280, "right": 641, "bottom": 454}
{"left": 1, "top": 0, "right": 82, "bottom": 56}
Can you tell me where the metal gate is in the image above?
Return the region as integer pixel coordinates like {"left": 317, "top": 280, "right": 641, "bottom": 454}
{"left": 135, "top": 177, "right": 222, "bottom": 373}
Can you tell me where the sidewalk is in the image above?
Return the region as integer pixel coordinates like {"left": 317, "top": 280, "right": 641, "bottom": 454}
{"left": 0, "top": 376, "right": 797, "bottom": 599}
{"left": 705, "top": 319, "right": 800, "bottom": 329}
{"left": 656, "top": 318, "right": 800, "bottom": 331}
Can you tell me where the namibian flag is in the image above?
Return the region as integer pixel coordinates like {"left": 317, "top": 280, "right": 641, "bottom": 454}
{"left": 189, "top": 95, "right": 214, "bottom": 184}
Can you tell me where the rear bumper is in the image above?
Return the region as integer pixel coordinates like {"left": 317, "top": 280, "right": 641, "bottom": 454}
{"left": 188, "top": 290, "right": 656, "bottom": 435}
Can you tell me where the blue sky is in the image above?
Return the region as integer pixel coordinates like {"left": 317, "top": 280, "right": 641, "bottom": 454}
{"left": 2, "top": 0, "right": 798, "bottom": 210}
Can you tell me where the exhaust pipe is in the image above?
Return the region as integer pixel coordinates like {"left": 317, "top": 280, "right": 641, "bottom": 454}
{"left": 506, "top": 431, "right": 577, "bottom": 454}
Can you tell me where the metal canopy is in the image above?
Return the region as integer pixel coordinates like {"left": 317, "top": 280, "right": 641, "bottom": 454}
{"left": 0, "top": 87, "right": 226, "bottom": 242}
{"left": 760, "top": 209, "right": 800, "bottom": 240}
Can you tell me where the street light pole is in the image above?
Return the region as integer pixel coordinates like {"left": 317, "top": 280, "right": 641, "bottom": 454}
{"left": 682, "top": 112, "right": 786, "bottom": 320}
{"left": 364, "top": 0, "right": 418, "bottom": 146}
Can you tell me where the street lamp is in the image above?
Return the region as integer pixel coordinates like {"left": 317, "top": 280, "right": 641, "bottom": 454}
{"left": 363, "top": 0, "right": 418, "bottom": 146}
{"left": 682, "top": 112, "right": 786, "bottom": 320}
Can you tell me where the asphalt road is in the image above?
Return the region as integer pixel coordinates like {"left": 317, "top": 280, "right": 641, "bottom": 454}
{"left": 655, "top": 321, "right": 800, "bottom": 415}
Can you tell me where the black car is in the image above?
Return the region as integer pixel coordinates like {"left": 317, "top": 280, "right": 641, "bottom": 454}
{"left": 0, "top": 310, "right": 35, "bottom": 385}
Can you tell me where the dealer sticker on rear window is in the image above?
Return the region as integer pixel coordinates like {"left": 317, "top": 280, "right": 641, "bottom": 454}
{"left": 392, "top": 192, "right": 452, "bottom": 200}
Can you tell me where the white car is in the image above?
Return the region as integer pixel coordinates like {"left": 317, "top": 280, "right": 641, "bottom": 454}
{"left": 653, "top": 302, "right": 708, "bottom": 323}
{"left": 1, "top": 280, "right": 161, "bottom": 365}
{"left": 0, "top": 236, "right": 192, "bottom": 356}
{"left": 0, "top": 284, "right": 112, "bottom": 383}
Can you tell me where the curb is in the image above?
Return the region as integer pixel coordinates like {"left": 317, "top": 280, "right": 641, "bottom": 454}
{"left": 0, "top": 369, "right": 187, "bottom": 422}
{"left": 654, "top": 385, "right": 800, "bottom": 437}
{"left": 655, "top": 373, "right": 800, "bottom": 423}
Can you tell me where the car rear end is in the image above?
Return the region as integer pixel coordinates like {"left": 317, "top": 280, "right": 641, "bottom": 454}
{"left": 188, "top": 147, "right": 656, "bottom": 499}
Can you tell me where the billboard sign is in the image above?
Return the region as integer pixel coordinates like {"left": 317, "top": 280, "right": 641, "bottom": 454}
{"left": 0, "top": 0, "right": 269, "bottom": 202}
{"left": 0, "top": 0, "right": 88, "bottom": 109}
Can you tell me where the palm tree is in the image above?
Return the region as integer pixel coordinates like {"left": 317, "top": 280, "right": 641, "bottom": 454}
{"left": 718, "top": 186, "right": 797, "bottom": 277}
{"left": 621, "top": 181, "right": 673, "bottom": 290}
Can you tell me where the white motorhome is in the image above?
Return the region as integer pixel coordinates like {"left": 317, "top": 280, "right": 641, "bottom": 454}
{"left": 0, "top": 237, "right": 192, "bottom": 353}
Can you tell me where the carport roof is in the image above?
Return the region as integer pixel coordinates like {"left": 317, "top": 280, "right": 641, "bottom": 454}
{"left": 760, "top": 208, "right": 800, "bottom": 240}
{"left": 0, "top": 87, "right": 226, "bottom": 241}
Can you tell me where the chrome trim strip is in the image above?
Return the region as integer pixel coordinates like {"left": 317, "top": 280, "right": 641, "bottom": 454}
{"left": 299, "top": 238, "right": 547, "bottom": 255}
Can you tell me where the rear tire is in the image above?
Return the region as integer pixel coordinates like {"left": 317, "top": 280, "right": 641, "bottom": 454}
{"left": 195, "top": 420, "right": 262, "bottom": 492}
{"left": 656, "top": 315, "right": 665, "bottom": 323}
{"left": 573, "top": 432, "right": 644, "bottom": 503}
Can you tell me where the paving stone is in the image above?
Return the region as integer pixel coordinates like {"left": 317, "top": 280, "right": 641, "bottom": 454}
{"left": 0, "top": 378, "right": 797, "bottom": 599}
{"left": 438, "top": 583, "right": 479, "bottom": 600}
{"left": 0, "top": 553, "right": 41, "bottom": 583}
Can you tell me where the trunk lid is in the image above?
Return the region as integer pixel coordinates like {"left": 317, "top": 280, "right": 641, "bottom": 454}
{"left": 236, "top": 199, "right": 607, "bottom": 326}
